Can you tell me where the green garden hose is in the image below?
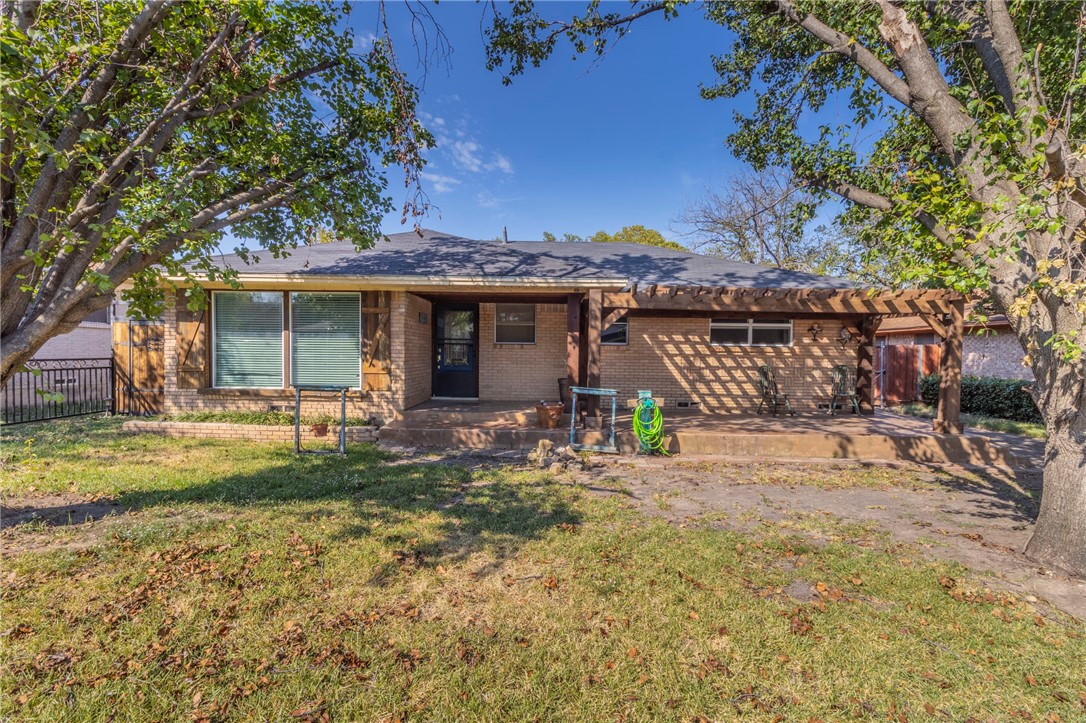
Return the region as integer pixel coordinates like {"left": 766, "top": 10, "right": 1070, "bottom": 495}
{"left": 633, "top": 398, "right": 670, "bottom": 455}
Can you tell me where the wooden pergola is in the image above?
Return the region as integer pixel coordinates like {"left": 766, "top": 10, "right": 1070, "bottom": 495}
{"left": 565, "top": 286, "right": 966, "bottom": 434}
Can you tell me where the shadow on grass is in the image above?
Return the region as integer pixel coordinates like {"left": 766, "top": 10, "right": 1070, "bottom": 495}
{"left": 113, "top": 443, "right": 580, "bottom": 574}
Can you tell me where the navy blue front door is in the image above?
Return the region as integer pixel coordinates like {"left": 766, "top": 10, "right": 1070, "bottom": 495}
{"left": 433, "top": 305, "right": 478, "bottom": 397}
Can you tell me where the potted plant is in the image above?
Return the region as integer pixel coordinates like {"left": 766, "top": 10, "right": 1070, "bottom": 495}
{"left": 535, "top": 400, "right": 565, "bottom": 429}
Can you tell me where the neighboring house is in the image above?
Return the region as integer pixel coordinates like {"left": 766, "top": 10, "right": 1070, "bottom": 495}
{"left": 877, "top": 309, "right": 1032, "bottom": 380}
{"left": 158, "top": 229, "right": 964, "bottom": 427}
{"left": 30, "top": 306, "right": 112, "bottom": 360}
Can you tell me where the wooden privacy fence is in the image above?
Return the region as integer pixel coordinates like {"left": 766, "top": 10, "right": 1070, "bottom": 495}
{"left": 113, "top": 321, "right": 165, "bottom": 415}
{"left": 876, "top": 343, "right": 941, "bottom": 405}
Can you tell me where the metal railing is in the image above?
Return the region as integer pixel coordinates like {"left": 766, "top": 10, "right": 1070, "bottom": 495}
{"left": 1, "top": 358, "right": 114, "bottom": 425}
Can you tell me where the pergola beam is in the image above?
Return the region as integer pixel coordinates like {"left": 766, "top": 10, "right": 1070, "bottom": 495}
{"left": 603, "top": 287, "right": 962, "bottom": 317}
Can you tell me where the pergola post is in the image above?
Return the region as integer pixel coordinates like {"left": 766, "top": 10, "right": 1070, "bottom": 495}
{"left": 565, "top": 293, "right": 582, "bottom": 407}
{"left": 585, "top": 288, "right": 602, "bottom": 417}
{"left": 934, "top": 298, "right": 965, "bottom": 434}
{"left": 856, "top": 315, "right": 879, "bottom": 414}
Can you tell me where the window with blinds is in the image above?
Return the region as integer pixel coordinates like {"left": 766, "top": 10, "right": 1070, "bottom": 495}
{"left": 290, "top": 292, "right": 361, "bottom": 388}
{"left": 213, "top": 291, "right": 284, "bottom": 388}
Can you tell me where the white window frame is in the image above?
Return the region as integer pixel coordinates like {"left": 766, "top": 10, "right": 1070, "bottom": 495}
{"left": 494, "top": 303, "right": 536, "bottom": 344}
{"left": 602, "top": 314, "right": 629, "bottom": 346}
{"left": 211, "top": 290, "right": 285, "bottom": 390}
{"left": 709, "top": 318, "right": 794, "bottom": 347}
{"left": 288, "top": 291, "right": 363, "bottom": 390}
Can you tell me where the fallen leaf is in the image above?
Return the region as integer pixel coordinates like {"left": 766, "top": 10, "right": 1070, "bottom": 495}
{"left": 627, "top": 647, "right": 638, "bottom": 659}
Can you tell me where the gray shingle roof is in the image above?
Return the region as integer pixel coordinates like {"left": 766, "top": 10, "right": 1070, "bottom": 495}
{"left": 205, "top": 228, "right": 859, "bottom": 289}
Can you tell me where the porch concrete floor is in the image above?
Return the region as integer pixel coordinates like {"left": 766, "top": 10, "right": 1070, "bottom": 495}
{"left": 379, "top": 401, "right": 1042, "bottom": 469}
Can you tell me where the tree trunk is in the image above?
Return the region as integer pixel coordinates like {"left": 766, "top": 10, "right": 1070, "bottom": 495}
{"left": 1024, "top": 409, "right": 1086, "bottom": 576}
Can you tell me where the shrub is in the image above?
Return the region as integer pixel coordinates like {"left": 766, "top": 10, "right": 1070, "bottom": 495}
{"left": 920, "top": 375, "right": 1042, "bottom": 423}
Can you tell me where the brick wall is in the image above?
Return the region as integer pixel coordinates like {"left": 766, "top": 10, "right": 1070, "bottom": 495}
{"left": 403, "top": 293, "right": 432, "bottom": 407}
{"left": 162, "top": 289, "right": 410, "bottom": 422}
{"left": 478, "top": 303, "right": 567, "bottom": 402}
{"left": 600, "top": 315, "right": 854, "bottom": 412}
{"left": 33, "top": 323, "right": 112, "bottom": 360}
{"left": 963, "top": 330, "right": 1033, "bottom": 380}
{"left": 880, "top": 328, "right": 1033, "bottom": 380}
{"left": 123, "top": 420, "right": 377, "bottom": 443}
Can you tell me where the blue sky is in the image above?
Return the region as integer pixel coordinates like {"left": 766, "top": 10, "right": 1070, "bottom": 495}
{"left": 362, "top": 2, "right": 749, "bottom": 245}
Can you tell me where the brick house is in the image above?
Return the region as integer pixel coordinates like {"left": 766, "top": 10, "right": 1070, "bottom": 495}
{"left": 876, "top": 309, "right": 1032, "bottom": 381}
{"left": 160, "top": 229, "right": 967, "bottom": 431}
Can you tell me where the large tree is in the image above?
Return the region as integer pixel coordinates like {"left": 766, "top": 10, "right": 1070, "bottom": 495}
{"left": 485, "top": 1, "right": 1086, "bottom": 575}
{"left": 1, "top": 0, "right": 429, "bottom": 383}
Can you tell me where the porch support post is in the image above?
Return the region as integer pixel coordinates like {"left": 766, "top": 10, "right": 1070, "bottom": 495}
{"left": 856, "top": 315, "right": 878, "bottom": 414}
{"left": 586, "top": 288, "right": 602, "bottom": 417}
{"left": 934, "top": 298, "right": 965, "bottom": 434}
{"left": 565, "top": 293, "right": 582, "bottom": 406}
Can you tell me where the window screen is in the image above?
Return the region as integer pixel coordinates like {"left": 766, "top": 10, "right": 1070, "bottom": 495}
{"left": 213, "top": 291, "right": 283, "bottom": 388}
{"left": 291, "top": 292, "right": 361, "bottom": 388}
{"left": 495, "top": 303, "right": 536, "bottom": 343}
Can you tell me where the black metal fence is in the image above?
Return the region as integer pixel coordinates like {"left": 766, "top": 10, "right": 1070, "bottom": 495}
{"left": 1, "top": 358, "right": 114, "bottom": 425}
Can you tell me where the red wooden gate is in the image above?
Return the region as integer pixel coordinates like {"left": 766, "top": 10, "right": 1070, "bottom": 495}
{"left": 876, "top": 344, "right": 942, "bottom": 405}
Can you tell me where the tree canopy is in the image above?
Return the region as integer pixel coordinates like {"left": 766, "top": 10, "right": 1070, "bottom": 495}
{"left": 542, "top": 224, "right": 686, "bottom": 250}
{"left": 1, "top": 0, "right": 429, "bottom": 381}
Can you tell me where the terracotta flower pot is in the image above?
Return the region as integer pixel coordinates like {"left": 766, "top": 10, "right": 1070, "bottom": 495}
{"left": 310, "top": 422, "right": 329, "bottom": 437}
{"left": 535, "top": 401, "right": 565, "bottom": 429}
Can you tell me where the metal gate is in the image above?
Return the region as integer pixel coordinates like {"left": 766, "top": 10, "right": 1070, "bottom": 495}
{"left": 112, "top": 321, "right": 165, "bottom": 415}
{"left": 1, "top": 358, "right": 114, "bottom": 425}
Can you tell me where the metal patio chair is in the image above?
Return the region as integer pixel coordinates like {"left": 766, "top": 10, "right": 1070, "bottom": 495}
{"left": 757, "top": 364, "right": 795, "bottom": 416}
{"left": 828, "top": 364, "right": 861, "bottom": 415}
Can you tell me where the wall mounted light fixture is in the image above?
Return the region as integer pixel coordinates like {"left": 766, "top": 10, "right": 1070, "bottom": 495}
{"left": 838, "top": 327, "right": 853, "bottom": 346}
{"left": 807, "top": 323, "right": 823, "bottom": 341}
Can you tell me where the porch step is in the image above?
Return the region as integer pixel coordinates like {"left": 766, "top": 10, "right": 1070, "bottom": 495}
{"left": 379, "top": 421, "right": 605, "bottom": 450}
{"left": 402, "top": 407, "right": 571, "bottom": 427}
{"left": 378, "top": 422, "right": 1034, "bottom": 468}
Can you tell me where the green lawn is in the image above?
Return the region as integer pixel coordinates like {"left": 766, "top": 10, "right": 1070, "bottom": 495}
{"left": 1, "top": 417, "right": 1081, "bottom": 721}
{"left": 892, "top": 402, "right": 1047, "bottom": 440}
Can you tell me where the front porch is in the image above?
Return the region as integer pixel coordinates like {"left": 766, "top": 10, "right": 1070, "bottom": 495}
{"left": 377, "top": 400, "right": 1036, "bottom": 468}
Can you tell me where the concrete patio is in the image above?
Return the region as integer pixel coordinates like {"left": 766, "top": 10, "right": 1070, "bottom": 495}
{"left": 377, "top": 401, "right": 1040, "bottom": 468}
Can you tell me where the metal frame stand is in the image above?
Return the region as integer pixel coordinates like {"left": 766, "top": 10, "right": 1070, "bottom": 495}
{"left": 294, "top": 385, "right": 348, "bottom": 456}
{"left": 568, "top": 386, "right": 619, "bottom": 453}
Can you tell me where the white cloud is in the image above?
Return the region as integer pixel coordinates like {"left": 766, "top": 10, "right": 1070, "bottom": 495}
{"left": 476, "top": 191, "right": 501, "bottom": 209}
{"left": 353, "top": 31, "right": 376, "bottom": 53}
{"left": 450, "top": 140, "right": 484, "bottom": 173}
{"left": 490, "top": 153, "right": 513, "bottom": 175}
{"left": 421, "top": 172, "right": 460, "bottom": 194}
{"left": 476, "top": 190, "right": 523, "bottom": 209}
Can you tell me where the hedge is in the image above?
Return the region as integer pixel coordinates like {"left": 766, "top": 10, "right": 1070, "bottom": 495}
{"left": 920, "top": 374, "right": 1042, "bottom": 423}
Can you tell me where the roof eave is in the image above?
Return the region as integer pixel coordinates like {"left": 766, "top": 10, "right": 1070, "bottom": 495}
{"left": 165, "top": 273, "right": 630, "bottom": 290}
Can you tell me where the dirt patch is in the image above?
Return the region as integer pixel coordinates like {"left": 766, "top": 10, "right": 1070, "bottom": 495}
{"left": 573, "top": 455, "right": 1084, "bottom": 620}
{"left": 1, "top": 494, "right": 130, "bottom": 554}
{"left": 1, "top": 493, "right": 126, "bottom": 530}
